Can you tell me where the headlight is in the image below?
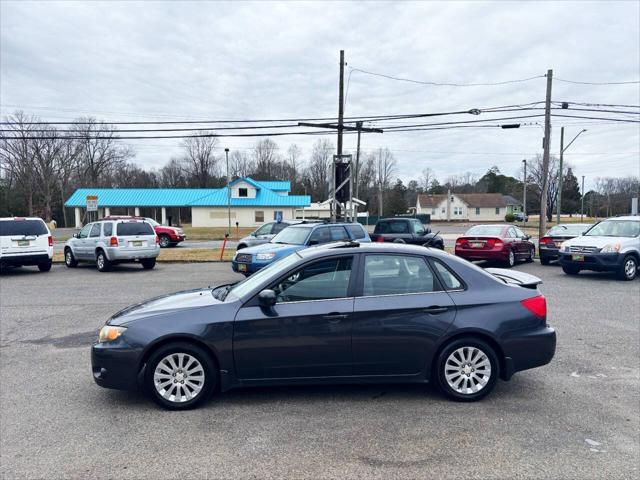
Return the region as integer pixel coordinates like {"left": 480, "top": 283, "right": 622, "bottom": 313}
{"left": 256, "top": 252, "right": 276, "bottom": 260}
{"left": 98, "top": 325, "right": 127, "bottom": 343}
{"left": 601, "top": 243, "right": 621, "bottom": 253}
{"left": 560, "top": 242, "right": 568, "bottom": 252}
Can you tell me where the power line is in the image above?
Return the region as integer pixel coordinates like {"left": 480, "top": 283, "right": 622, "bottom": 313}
{"left": 348, "top": 67, "right": 546, "bottom": 86}
{"left": 554, "top": 77, "right": 640, "bottom": 85}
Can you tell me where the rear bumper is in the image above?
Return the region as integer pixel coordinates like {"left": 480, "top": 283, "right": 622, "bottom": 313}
{"left": 455, "top": 247, "right": 509, "bottom": 261}
{"left": 539, "top": 245, "right": 561, "bottom": 259}
{"left": 559, "top": 252, "right": 622, "bottom": 271}
{"left": 501, "top": 325, "right": 556, "bottom": 379}
{"left": 0, "top": 253, "right": 52, "bottom": 266}
{"left": 106, "top": 246, "right": 160, "bottom": 261}
{"left": 91, "top": 342, "right": 142, "bottom": 391}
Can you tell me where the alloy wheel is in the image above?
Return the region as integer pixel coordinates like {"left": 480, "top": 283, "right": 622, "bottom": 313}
{"left": 160, "top": 235, "right": 170, "bottom": 248}
{"left": 97, "top": 254, "right": 104, "bottom": 270}
{"left": 508, "top": 250, "right": 515, "bottom": 266}
{"left": 624, "top": 258, "right": 637, "bottom": 280}
{"left": 65, "top": 251, "right": 72, "bottom": 265}
{"left": 153, "top": 353, "right": 205, "bottom": 403}
{"left": 444, "top": 346, "right": 492, "bottom": 395}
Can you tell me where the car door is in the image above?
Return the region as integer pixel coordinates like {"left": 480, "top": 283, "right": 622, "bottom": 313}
{"left": 513, "top": 227, "right": 531, "bottom": 254}
{"left": 233, "top": 255, "right": 357, "bottom": 379}
{"left": 410, "top": 219, "right": 426, "bottom": 245}
{"left": 255, "top": 222, "right": 275, "bottom": 241}
{"left": 351, "top": 253, "right": 456, "bottom": 376}
{"left": 506, "top": 227, "right": 523, "bottom": 258}
{"left": 74, "top": 224, "right": 93, "bottom": 259}
{"left": 87, "top": 223, "right": 102, "bottom": 259}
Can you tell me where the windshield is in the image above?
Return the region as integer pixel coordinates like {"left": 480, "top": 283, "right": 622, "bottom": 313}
{"left": 270, "top": 226, "right": 312, "bottom": 245}
{"left": 584, "top": 220, "right": 640, "bottom": 238}
{"left": 547, "top": 224, "right": 589, "bottom": 236}
{"left": 0, "top": 219, "right": 48, "bottom": 236}
{"left": 226, "top": 253, "right": 300, "bottom": 300}
{"left": 465, "top": 225, "right": 504, "bottom": 236}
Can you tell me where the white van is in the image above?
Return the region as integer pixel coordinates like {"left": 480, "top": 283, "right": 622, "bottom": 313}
{"left": 0, "top": 217, "right": 54, "bottom": 272}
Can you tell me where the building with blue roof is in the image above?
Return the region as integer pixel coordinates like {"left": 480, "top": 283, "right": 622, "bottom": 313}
{"left": 65, "top": 177, "right": 310, "bottom": 228}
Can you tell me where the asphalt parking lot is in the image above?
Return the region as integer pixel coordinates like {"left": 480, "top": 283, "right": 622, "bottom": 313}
{"left": 1, "top": 261, "right": 638, "bottom": 479}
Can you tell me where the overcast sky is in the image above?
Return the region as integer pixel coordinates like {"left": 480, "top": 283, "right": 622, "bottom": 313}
{"left": 1, "top": 0, "right": 639, "bottom": 189}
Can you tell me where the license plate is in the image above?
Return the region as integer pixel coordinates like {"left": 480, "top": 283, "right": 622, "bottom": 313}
{"left": 572, "top": 254, "right": 585, "bottom": 262}
{"left": 238, "top": 263, "right": 247, "bottom": 272}
{"left": 131, "top": 241, "right": 143, "bottom": 247}
{"left": 17, "top": 240, "right": 29, "bottom": 246}
{"left": 471, "top": 242, "right": 484, "bottom": 248}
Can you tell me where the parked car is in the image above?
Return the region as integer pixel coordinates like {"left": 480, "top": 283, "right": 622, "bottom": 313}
{"left": 370, "top": 218, "right": 444, "bottom": 249}
{"left": 232, "top": 222, "right": 371, "bottom": 275}
{"left": 103, "top": 216, "right": 185, "bottom": 248}
{"left": 538, "top": 223, "right": 592, "bottom": 265}
{"left": 91, "top": 241, "right": 556, "bottom": 410}
{"left": 236, "top": 220, "right": 303, "bottom": 251}
{"left": 455, "top": 224, "right": 535, "bottom": 267}
{"left": 0, "top": 217, "right": 53, "bottom": 272}
{"left": 514, "top": 212, "right": 529, "bottom": 222}
{"left": 64, "top": 218, "right": 160, "bottom": 272}
{"left": 558, "top": 216, "right": 640, "bottom": 280}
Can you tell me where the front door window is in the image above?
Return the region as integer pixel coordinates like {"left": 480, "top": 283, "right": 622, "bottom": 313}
{"left": 273, "top": 257, "right": 353, "bottom": 303}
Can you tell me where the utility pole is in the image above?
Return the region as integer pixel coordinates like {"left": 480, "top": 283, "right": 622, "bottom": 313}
{"left": 522, "top": 159, "right": 527, "bottom": 228}
{"left": 225, "top": 148, "right": 231, "bottom": 236}
{"left": 557, "top": 126, "right": 564, "bottom": 225}
{"left": 335, "top": 49, "right": 345, "bottom": 222}
{"left": 354, "top": 121, "right": 363, "bottom": 199}
{"left": 539, "top": 69, "right": 553, "bottom": 240}
{"left": 581, "top": 175, "right": 585, "bottom": 221}
{"left": 378, "top": 181, "right": 383, "bottom": 218}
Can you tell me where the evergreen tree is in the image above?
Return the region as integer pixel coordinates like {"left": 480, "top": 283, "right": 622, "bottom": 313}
{"left": 562, "top": 168, "right": 582, "bottom": 215}
{"left": 386, "top": 179, "right": 408, "bottom": 215}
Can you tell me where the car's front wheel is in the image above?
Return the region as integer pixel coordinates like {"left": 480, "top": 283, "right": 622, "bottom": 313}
{"left": 562, "top": 265, "right": 580, "bottom": 275}
{"left": 619, "top": 255, "right": 638, "bottom": 281}
{"left": 145, "top": 342, "right": 216, "bottom": 410}
{"left": 64, "top": 248, "right": 78, "bottom": 268}
{"left": 436, "top": 338, "right": 499, "bottom": 402}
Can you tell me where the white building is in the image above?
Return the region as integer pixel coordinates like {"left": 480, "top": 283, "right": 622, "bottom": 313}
{"left": 416, "top": 193, "right": 522, "bottom": 221}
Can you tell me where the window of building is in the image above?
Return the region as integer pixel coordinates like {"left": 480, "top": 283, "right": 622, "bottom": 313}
{"left": 273, "top": 210, "right": 283, "bottom": 221}
{"left": 475, "top": 207, "right": 480, "bottom": 215}
{"left": 495, "top": 207, "right": 500, "bottom": 215}
{"left": 431, "top": 208, "right": 436, "bottom": 214}
{"left": 255, "top": 211, "right": 264, "bottom": 222}
{"left": 441, "top": 207, "right": 446, "bottom": 214}
{"left": 238, "top": 188, "right": 248, "bottom": 197}
{"left": 363, "top": 255, "right": 437, "bottom": 296}
{"left": 272, "top": 257, "right": 353, "bottom": 303}
{"left": 453, "top": 207, "right": 463, "bottom": 216}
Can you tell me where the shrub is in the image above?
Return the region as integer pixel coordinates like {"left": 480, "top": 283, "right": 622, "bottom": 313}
{"left": 504, "top": 213, "right": 516, "bottom": 222}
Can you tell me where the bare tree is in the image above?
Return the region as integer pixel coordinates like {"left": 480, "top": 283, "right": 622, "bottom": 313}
{"left": 180, "top": 133, "right": 219, "bottom": 187}
{"left": 160, "top": 158, "right": 187, "bottom": 187}
{"left": 229, "top": 151, "right": 254, "bottom": 178}
{"left": 31, "top": 125, "right": 70, "bottom": 221}
{"left": 308, "top": 139, "right": 334, "bottom": 200}
{"left": 253, "top": 138, "right": 280, "bottom": 179}
{"left": 421, "top": 167, "right": 435, "bottom": 192}
{"left": 527, "top": 154, "right": 570, "bottom": 221}
{"left": 373, "top": 147, "right": 396, "bottom": 189}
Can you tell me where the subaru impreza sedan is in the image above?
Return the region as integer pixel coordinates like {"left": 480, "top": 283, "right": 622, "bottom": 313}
{"left": 92, "top": 242, "right": 556, "bottom": 410}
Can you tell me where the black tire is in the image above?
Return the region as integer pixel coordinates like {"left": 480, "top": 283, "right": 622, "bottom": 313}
{"left": 525, "top": 246, "right": 535, "bottom": 263}
{"left": 141, "top": 258, "right": 156, "bottom": 270}
{"left": 435, "top": 337, "right": 499, "bottom": 402}
{"left": 393, "top": 238, "right": 405, "bottom": 244}
{"left": 159, "top": 234, "right": 171, "bottom": 248}
{"left": 562, "top": 265, "right": 580, "bottom": 275}
{"left": 64, "top": 248, "right": 78, "bottom": 268}
{"left": 505, "top": 249, "right": 516, "bottom": 268}
{"left": 96, "top": 250, "right": 111, "bottom": 272}
{"left": 144, "top": 342, "right": 216, "bottom": 410}
{"left": 540, "top": 255, "right": 550, "bottom": 266}
{"left": 618, "top": 255, "right": 638, "bottom": 281}
{"left": 38, "top": 260, "right": 52, "bottom": 272}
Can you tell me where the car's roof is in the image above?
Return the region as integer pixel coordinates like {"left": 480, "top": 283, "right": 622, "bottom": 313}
{"left": 286, "top": 222, "right": 361, "bottom": 229}
{"left": 467, "top": 224, "right": 510, "bottom": 228}
{"left": 297, "top": 241, "right": 448, "bottom": 259}
{"left": 0, "top": 217, "right": 46, "bottom": 221}
{"left": 605, "top": 216, "right": 639, "bottom": 221}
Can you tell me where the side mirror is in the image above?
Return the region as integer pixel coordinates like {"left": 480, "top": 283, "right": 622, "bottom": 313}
{"left": 73, "top": 233, "right": 78, "bottom": 238}
{"left": 524, "top": 235, "right": 531, "bottom": 240}
{"left": 308, "top": 239, "right": 319, "bottom": 245}
{"left": 258, "top": 289, "right": 277, "bottom": 307}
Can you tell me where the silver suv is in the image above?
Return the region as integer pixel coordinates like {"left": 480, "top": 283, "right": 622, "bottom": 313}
{"left": 64, "top": 218, "right": 160, "bottom": 272}
{"left": 559, "top": 216, "right": 640, "bottom": 280}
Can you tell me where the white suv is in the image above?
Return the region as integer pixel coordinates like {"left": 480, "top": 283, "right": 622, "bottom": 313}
{"left": 558, "top": 216, "right": 640, "bottom": 280}
{"left": 64, "top": 218, "right": 160, "bottom": 272}
{"left": 0, "top": 217, "right": 54, "bottom": 272}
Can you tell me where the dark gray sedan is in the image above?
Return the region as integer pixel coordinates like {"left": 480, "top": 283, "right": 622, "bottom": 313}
{"left": 92, "top": 242, "right": 556, "bottom": 410}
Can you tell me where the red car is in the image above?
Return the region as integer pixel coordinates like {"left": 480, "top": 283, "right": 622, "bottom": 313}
{"left": 455, "top": 224, "right": 536, "bottom": 267}
{"left": 103, "top": 216, "right": 185, "bottom": 248}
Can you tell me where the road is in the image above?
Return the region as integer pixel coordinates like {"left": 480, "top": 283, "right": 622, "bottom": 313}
{"left": 1, "top": 261, "right": 638, "bottom": 479}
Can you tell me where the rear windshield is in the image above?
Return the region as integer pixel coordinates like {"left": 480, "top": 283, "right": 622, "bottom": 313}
{"left": 0, "top": 219, "right": 48, "bottom": 236}
{"left": 547, "top": 225, "right": 589, "bottom": 236}
{"left": 465, "top": 225, "right": 504, "bottom": 236}
{"left": 116, "top": 222, "right": 155, "bottom": 236}
{"left": 374, "top": 220, "right": 409, "bottom": 234}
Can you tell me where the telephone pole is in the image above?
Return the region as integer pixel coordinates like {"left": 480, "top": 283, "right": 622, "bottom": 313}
{"left": 539, "top": 69, "right": 553, "bottom": 240}
{"left": 354, "top": 121, "right": 363, "bottom": 199}
{"left": 335, "top": 50, "right": 345, "bottom": 221}
{"left": 581, "top": 175, "right": 585, "bottom": 221}
{"left": 556, "top": 126, "right": 564, "bottom": 225}
{"left": 522, "top": 159, "right": 527, "bottom": 228}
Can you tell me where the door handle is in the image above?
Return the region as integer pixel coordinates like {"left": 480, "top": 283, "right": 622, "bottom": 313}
{"left": 423, "top": 306, "right": 449, "bottom": 315}
{"left": 324, "top": 313, "right": 349, "bottom": 323}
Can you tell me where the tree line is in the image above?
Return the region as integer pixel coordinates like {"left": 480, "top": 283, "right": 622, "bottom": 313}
{"left": 1, "top": 111, "right": 637, "bottom": 226}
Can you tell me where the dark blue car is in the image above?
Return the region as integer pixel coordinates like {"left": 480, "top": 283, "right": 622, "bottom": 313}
{"left": 92, "top": 242, "right": 556, "bottom": 410}
{"left": 232, "top": 222, "right": 371, "bottom": 275}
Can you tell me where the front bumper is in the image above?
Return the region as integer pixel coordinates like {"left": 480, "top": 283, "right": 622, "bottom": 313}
{"left": 231, "top": 259, "right": 270, "bottom": 274}
{"left": 501, "top": 325, "right": 556, "bottom": 379}
{"left": 91, "top": 341, "right": 143, "bottom": 391}
{"left": 0, "top": 252, "right": 52, "bottom": 266}
{"left": 559, "top": 251, "right": 622, "bottom": 271}
{"left": 106, "top": 246, "right": 160, "bottom": 262}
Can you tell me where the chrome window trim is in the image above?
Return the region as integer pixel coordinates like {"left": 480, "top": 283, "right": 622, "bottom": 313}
{"left": 276, "top": 296, "right": 355, "bottom": 305}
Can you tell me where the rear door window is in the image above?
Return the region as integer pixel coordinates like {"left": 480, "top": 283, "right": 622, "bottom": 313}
{"left": 363, "top": 255, "right": 438, "bottom": 296}
{"left": 346, "top": 224, "right": 367, "bottom": 239}
{"left": 271, "top": 222, "right": 288, "bottom": 234}
{"left": 309, "top": 227, "right": 332, "bottom": 244}
{"left": 330, "top": 226, "right": 350, "bottom": 241}
{"left": 0, "top": 219, "right": 48, "bottom": 236}
{"left": 373, "top": 221, "right": 389, "bottom": 234}
{"left": 117, "top": 222, "right": 155, "bottom": 236}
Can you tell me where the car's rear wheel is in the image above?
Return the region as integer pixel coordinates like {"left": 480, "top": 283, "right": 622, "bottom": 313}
{"left": 505, "top": 249, "right": 515, "bottom": 268}
{"left": 64, "top": 248, "right": 78, "bottom": 268}
{"left": 159, "top": 234, "right": 171, "bottom": 248}
{"left": 141, "top": 258, "right": 156, "bottom": 270}
{"left": 562, "top": 265, "right": 580, "bottom": 275}
{"left": 540, "top": 255, "right": 550, "bottom": 266}
{"left": 38, "top": 260, "right": 52, "bottom": 272}
{"left": 145, "top": 342, "right": 216, "bottom": 410}
{"left": 619, "top": 255, "right": 637, "bottom": 281}
{"left": 96, "top": 250, "right": 111, "bottom": 272}
{"left": 436, "top": 338, "right": 499, "bottom": 402}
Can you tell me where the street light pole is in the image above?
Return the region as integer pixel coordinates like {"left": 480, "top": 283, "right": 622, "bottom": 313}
{"left": 225, "top": 148, "right": 230, "bottom": 236}
{"left": 557, "top": 128, "right": 587, "bottom": 225}
{"left": 581, "top": 175, "right": 585, "bottom": 221}
{"left": 522, "top": 159, "right": 527, "bottom": 228}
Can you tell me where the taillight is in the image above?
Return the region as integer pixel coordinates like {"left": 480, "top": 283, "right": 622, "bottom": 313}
{"left": 521, "top": 295, "right": 547, "bottom": 319}
{"left": 539, "top": 237, "right": 552, "bottom": 245}
{"left": 109, "top": 236, "right": 118, "bottom": 247}
{"left": 376, "top": 236, "right": 384, "bottom": 243}
{"left": 486, "top": 238, "right": 503, "bottom": 249}
{"left": 47, "top": 235, "right": 53, "bottom": 247}
{"left": 156, "top": 235, "right": 160, "bottom": 244}
{"left": 455, "top": 238, "right": 464, "bottom": 246}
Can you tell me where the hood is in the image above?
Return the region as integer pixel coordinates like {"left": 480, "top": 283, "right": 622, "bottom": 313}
{"left": 562, "top": 235, "right": 625, "bottom": 248}
{"left": 240, "top": 241, "right": 300, "bottom": 254}
{"left": 108, "top": 288, "right": 221, "bottom": 325}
